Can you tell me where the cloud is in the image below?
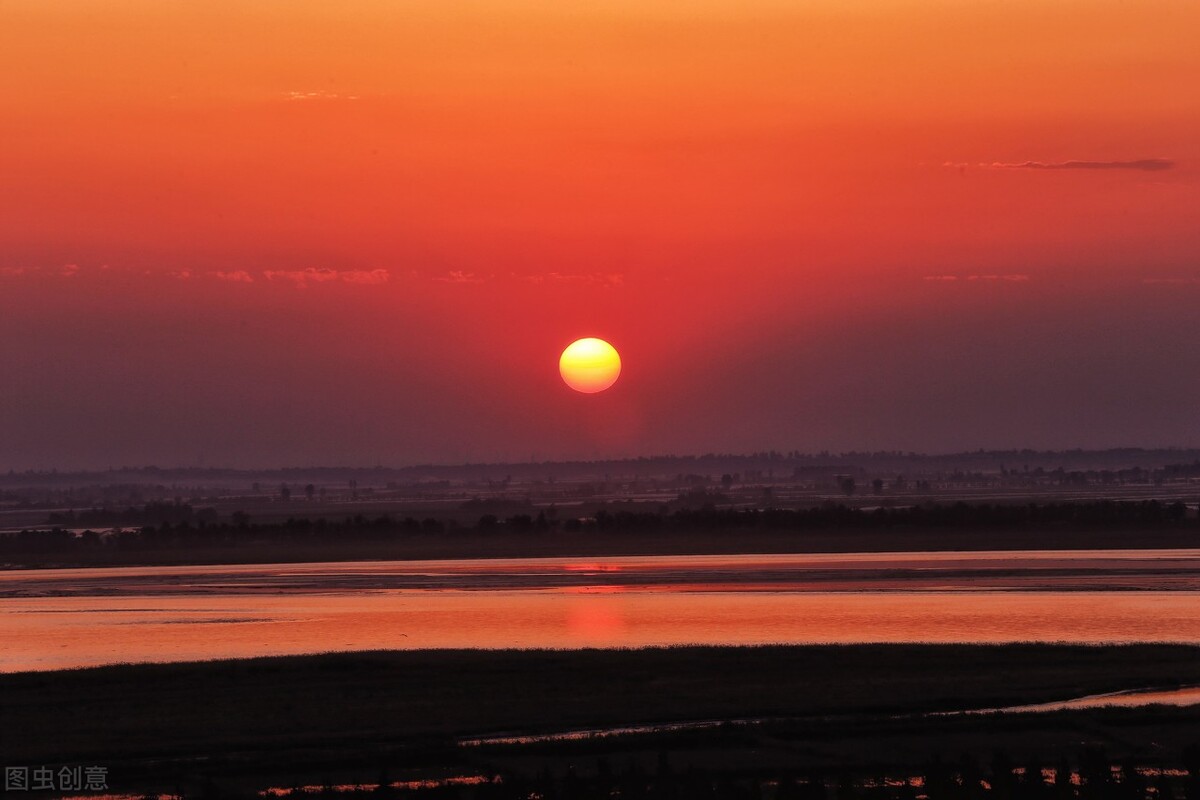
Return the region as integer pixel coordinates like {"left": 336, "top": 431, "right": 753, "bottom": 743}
{"left": 261, "top": 268, "right": 391, "bottom": 288}
{"left": 0, "top": 264, "right": 390, "bottom": 289}
{"left": 338, "top": 269, "right": 390, "bottom": 285}
{"left": 924, "top": 274, "right": 1030, "bottom": 283}
{"left": 284, "top": 91, "right": 360, "bottom": 101}
{"left": 437, "top": 270, "right": 486, "bottom": 284}
{"left": 971, "top": 159, "right": 1173, "bottom": 172}
{"left": 433, "top": 271, "right": 626, "bottom": 287}
{"left": 516, "top": 272, "right": 626, "bottom": 287}
{"left": 271, "top": 268, "right": 339, "bottom": 285}
{"left": 265, "top": 268, "right": 339, "bottom": 287}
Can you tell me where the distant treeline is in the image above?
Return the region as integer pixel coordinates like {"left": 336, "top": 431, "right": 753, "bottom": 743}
{"left": 3, "top": 500, "right": 1196, "bottom": 556}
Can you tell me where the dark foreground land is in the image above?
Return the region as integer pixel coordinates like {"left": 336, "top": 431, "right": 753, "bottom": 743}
{"left": 4, "top": 645, "right": 1200, "bottom": 797}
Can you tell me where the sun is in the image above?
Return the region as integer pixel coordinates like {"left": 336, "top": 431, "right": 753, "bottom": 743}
{"left": 560, "top": 338, "right": 621, "bottom": 394}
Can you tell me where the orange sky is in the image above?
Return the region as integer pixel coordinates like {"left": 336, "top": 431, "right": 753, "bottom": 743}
{"left": 1, "top": 1, "right": 1198, "bottom": 467}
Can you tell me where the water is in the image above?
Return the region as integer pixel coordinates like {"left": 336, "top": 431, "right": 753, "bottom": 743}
{"left": 989, "top": 684, "right": 1200, "bottom": 713}
{"left": 4, "top": 549, "right": 1200, "bottom": 673}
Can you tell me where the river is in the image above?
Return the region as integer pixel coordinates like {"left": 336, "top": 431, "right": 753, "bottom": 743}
{"left": 4, "top": 549, "right": 1200, "bottom": 672}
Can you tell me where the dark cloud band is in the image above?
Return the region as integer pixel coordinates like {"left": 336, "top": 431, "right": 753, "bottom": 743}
{"left": 990, "top": 159, "right": 1173, "bottom": 171}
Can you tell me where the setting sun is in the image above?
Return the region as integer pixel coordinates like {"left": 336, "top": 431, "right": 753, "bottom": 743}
{"left": 560, "top": 338, "right": 621, "bottom": 394}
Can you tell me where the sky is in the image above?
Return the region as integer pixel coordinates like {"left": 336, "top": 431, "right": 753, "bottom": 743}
{"left": 1, "top": 0, "right": 1198, "bottom": 469}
